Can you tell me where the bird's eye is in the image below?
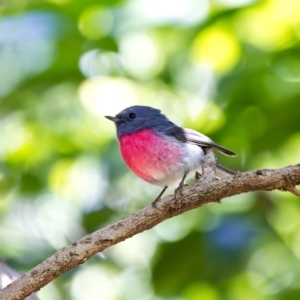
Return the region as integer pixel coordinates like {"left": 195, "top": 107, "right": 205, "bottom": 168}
{"left": 128, "top": 113, "right": 136, "bottom": 119}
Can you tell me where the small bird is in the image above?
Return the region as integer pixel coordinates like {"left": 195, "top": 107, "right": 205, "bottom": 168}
{"left": 106, "top": 105, "right": 236, "bottom": 207}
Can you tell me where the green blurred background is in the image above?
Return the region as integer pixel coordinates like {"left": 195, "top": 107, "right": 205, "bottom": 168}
{"left": 1, "top": 0, "right": 300, "bottom": 299}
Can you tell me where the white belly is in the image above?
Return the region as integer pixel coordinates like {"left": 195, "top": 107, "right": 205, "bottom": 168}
{"left": 153, "top": 143, "right": 205, "bottom": 188}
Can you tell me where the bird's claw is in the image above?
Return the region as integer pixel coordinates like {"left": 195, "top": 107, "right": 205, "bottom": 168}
{"left": 151, "top": 197, "right": 160, "bottom": 208}
{"left": 195, "top": 171, "right": 202, "bottom": 181}
{"left": 152, "top": 186, "right": 168, "bottom": 209}
{"left": 174, "top": 184, "right": 184, "bottom": 198}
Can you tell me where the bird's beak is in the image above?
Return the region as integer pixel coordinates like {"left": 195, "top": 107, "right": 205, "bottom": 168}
{"left": 105, "top": 115, "right": 119, "bottom": 123}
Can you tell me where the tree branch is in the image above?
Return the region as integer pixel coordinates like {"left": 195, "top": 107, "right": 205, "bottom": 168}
{"left": 1, "top": 159, "right": 300, "bottom": 300}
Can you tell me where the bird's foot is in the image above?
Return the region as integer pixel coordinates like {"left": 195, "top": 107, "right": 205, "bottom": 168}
{"left": 174, "top": 172, "right": 188, "bottom": 198}
{"left": 174, "top": 183, "right": 186, "bottom": 198}
{"left": 195, "top": 171, "right": 202, "bottom": 181}
{"left": 152, "top": 186, "right": 168, "bottom": 208}
{"left": 172, "top": 184, "right": 188, "bottom": 210}
{"left": 151, "top": 196, "right": 160, "bottom": 208}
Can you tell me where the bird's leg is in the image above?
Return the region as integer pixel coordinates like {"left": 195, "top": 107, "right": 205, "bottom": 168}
{"left": 175, "top": 171, "right": 188, "bottom": 198}
{"left": 152, "top": 186, "right": 168, "bottom": 208}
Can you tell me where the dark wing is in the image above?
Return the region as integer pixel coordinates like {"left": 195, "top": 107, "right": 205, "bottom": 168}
{"left": 183, "top": 128, "right": 237, "bottom": 157}
{"left": 165, "top": 125, "right": 187, "bottom": 142}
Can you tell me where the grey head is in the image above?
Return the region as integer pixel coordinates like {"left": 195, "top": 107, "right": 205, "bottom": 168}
{"left": 105, "top": 105, "right": 186, "bottom": 141}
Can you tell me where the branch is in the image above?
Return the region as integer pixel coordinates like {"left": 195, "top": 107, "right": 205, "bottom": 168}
{"left": 1, "top": 158, "right": 300, "bottom": 300}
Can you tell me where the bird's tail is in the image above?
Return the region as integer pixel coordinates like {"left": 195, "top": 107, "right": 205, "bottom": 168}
{"left": 216, "top": 164, "right": 235, "bottom": 179}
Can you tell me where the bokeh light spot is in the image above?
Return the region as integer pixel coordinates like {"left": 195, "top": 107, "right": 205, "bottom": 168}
{"left": 192, "top": 26, "right": 241, "bottom": 73}
{"left": 120, "top": 32, "right": 164, "bottom": 79}
{"left": 79, "top": 6, "right": 113, "bottom": 40}
{"left": 183, "top": 282, "right": 220, "bottom": 300}
{"left": 235, "top": 0, "right": 300, "bottom": 50}
{"left": 184, "top": 101, "right": 226, "bottom": 134}
{"left": 79, "top": 77, "right": 137, "bottom": 117}
{"left": 127, "top": 0, "right": 209, "bottom": 27}
{"left": 70, "top": 266, "right": 120, "bottom": 300}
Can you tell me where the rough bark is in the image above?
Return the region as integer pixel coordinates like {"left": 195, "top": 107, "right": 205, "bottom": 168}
{"left": 1, "top": 152, "right": 300, "bottom": 300}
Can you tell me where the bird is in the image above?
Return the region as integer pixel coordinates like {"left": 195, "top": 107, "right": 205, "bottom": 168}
{"left": 105, "top": 105, "right": 236, "bottom": 207}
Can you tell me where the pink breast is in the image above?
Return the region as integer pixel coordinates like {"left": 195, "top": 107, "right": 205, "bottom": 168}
{"left": 119, "top": 129, "right": 182, "bottom": 183}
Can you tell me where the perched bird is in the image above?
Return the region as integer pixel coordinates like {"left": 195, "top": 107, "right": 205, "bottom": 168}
{"left": 106, "top": 105, "right": 236, "bottom": 206}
